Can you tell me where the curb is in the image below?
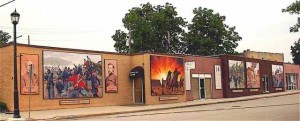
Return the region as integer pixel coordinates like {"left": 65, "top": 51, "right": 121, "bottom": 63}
{"left": 51, "top": 91, "right": 300, "bottom": 120}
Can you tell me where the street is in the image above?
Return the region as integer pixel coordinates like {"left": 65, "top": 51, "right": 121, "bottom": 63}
{"left": 72, "top": 94, "right": 300, "bottom": 121}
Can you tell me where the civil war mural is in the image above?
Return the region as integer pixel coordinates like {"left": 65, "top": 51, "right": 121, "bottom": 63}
{"left": 246, "top": 62, "right": 260, "bottom": 88}
{"left": 150, "top": 55, "right": 185, "bottom": 96}
{"left": 229, "top": 60, "right": 245, "bottom": 89}
{"left": 43, "top": 51, "right": 103, "bottom": 99}
{"left": 272, "top": 65, "right": 284, "bottom": 88}
{"left": 105, "top": 59, "right": 118, "bottom": 93}
{"left": 20, "top": 54, "right": 39, "bottom": 94}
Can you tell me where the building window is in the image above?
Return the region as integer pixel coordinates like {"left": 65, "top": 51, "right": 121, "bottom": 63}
{"left": 286, "top": 73, "right": 298, "bottom": 90}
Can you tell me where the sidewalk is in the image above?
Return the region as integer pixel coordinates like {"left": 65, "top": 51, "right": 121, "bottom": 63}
{"left": 1, "top": 90, "right": 299, "bottom": 120}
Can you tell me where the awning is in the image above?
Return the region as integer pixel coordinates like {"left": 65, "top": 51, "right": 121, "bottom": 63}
{"left": 129, "top": 66, "right": 144, "bottom": 79}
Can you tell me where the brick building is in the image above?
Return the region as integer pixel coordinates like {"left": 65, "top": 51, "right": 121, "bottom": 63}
{"left": 0, "top": 43, "right": 187, "bottom": 111}
{"left": 1, "top": 43, "right": 298, "bottom": 111}
{"left": 184, "top": 55, "right": 223, "bottom": 101}
{"left": 220, "top": 54, "right": 285, "bottom": 98}
{"left": 284, "top": 63, "right": 300, "bottom": 90}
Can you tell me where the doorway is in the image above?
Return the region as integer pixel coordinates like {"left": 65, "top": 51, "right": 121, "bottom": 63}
{"left": 130, "top": 66, "right": 145, "bottom": 104}
{"left": 133, "top": 77, "right": 144, "bottom": 104}
{"left": 192, "top": 78, "right": 199, "bottom": 100}
{"left": 192, "top": 77, "right": 212, "bottom": 100}
{"left": 204, "top": 78, "right": 212, "bottom": 99}
{"left": 262, "top": 76, "right": 269, "bottom": 93}
{"left": 199, "top": 79, "right": 205, "bottom": 99}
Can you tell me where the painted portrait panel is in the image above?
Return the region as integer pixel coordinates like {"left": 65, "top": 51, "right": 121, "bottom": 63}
{"left": 43, "top": 51, "right": 102, "bottom": 99}
{"left": 150, "top": 55, "right": 184, "bottom": 96}
{"left": 215, "top": 65, "right": 222, "bottom": 89}
{"left": 272, "top": 65, "right": 284, "bottom": 88}
{"left": 20, "top": 54, "right": 39, "bottom": 95}
{"left": 246, "top": 62, "right": 260, "bottom": 88}
{"left": 228, "top": 60, "right": 245, "bottom": 89}
{"left": 105, "top": 60, "right": 118, "bottom": 93}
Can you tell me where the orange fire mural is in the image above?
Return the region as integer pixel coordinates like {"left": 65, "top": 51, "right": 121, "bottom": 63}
{"left": 151, "top": 56, "right": 185, "bottom": 96}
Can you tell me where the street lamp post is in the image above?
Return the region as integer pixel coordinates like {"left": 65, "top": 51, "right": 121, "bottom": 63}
{"left": 11, "top": 9, "right": 21, "bottom": 118}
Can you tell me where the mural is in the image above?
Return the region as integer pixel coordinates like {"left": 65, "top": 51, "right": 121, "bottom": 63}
{"left": 215, "top": 65, "right": 222, "bottom": 89}
{"left": 229, "top": 60, "right": 245, "bottom": 89}
{"left": 105, "top": 60, "right": 118, "bottom": 93}
{"left": 150, "top": 56, "right": 184, "bottom": 96}
{"left": 246, "top": 62, "right": 260, "bottom": 88}
{"left": 20, "top": 54, "right": 39, "bottom": 94}
{"left": 43, "top": 51, "right": 102, "bottom": 99}
{"left": 272, "top": 65, "right": 284, "bottom": 88}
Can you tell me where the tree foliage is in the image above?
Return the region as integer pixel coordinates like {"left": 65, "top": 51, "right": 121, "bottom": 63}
{"left": 112, "top": 3, "right": 242, "bottom": 55}
{"left": 112, "top": 30, "right": 129, "bottom": 53}
{"left": 283, "top": 1, "right": 300, "bottom": 64}
{"left": 291, "top": 39, "right": 300, "bottom": 64}
{"left": 0, "top": 30, "right": 11, "bottom": 46}
{"left": 112, "top": 3, "right": 187, "bottom": 53}
{"left": 183, "top": 7, "right": 242, "bottom": 55}
{"left": 282, "top": 0, "right": 300, "bottom": 32}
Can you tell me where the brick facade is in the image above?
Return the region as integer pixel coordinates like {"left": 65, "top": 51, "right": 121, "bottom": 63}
{"left": 284, "top": 63, "right": 300, "bottom": 90}
{"left": 221, "top": 55, "right": 284, "bottom": 98}
{"left": 184, "top": 55, "right": 223, "bottom": 100}
{"left": 0, "top": 44, "right": 187, "bottom": 111}
{"left": 0, "top": 43, "right": 291, "bottom": 111}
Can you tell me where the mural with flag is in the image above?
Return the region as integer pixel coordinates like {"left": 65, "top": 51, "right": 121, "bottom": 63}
{"left": 150, "top": 55, "right": 185, "bottom": 96}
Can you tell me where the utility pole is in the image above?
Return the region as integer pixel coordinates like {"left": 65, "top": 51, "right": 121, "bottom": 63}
{"left": 28, "top": 35, "right": 30, "bottom": 45}
{"left": 167, "top": 31, "right": 171, "bottom": 53}
{"left": 127, "top": 26, "right": 132, "bottom": 54}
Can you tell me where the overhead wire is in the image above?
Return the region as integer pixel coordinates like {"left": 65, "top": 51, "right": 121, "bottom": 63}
{"left": 0, "top": 26, "right": 104, "bottom": 34}
{"left": 0, "top": 25, "right": 105, "bottom": 41}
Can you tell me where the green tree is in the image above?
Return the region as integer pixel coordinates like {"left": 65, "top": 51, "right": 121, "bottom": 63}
{"left": 183, "top": 7, "right": 242, "bottom": 56}
{"left": 0, "top": 30, "right": 11, "bottom": 46}
{"left": 112, "top": 30, "right": 129, "bottom": 53}
{"left": 291, "top": 39, "right": 300, "bottom": 64}
{"left": 112, "top": 3, "right": 187, "bottom": 53}
{"left": 283, "top": 0, "right": 300, "bottom": 64}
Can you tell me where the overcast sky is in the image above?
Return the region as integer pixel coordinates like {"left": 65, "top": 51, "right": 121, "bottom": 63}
{"left": 0, "top": 0, "right": 299, "bottom": 62}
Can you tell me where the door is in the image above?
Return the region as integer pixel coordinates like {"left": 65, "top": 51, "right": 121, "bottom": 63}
{"left": 199, "top": 78, "right": 205, "bottom": 99}
{"left": 133, "top": 77, "right": 144, "bottom": 104}
{"left": 262, "top": 76, "right": 269, "bottom": 93}
{"left": 204, "top": 78, "right": 212, "bottom": 99}
{"left": 191, "top": 78, "right": 199, "bottom": 100}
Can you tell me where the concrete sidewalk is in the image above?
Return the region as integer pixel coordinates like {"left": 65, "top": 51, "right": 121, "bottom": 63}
{"left": 1, "top": 90, "right": 299, "bottom": 120}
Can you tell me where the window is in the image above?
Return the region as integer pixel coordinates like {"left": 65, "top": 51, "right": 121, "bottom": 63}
{"left": 286, "top": 73, "right": 299, "bottom": 90}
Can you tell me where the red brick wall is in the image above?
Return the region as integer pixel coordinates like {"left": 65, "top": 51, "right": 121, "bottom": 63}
{"left": 221, "top": 55, "right": 284, "bottom": 98}
{"left": 184, "top": 55, "right": 223, "bottom": 99}
{"left": 284, "top": 63, "right": 300, "bottom": 90}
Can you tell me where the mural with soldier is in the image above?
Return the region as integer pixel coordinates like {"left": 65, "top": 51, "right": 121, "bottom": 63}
{"left": 150, "top": 56, "right": 184, "bottom": 96}
{"left": 229, "top": 60, "right": 245, "bottom": 89}
{"left": 43, "top": 51, "right": 103, "bottom": 99}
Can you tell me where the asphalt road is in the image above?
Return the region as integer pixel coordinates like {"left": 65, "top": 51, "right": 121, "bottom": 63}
{"left": 72, "top": 94, "right": 300, "bottom": 121}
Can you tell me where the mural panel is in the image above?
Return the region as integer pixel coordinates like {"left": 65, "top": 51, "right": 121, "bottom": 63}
{"left": 151, "top": 56, "right": 184, "bottom": 96}
{"left": 43, "top": 51, "right": 102, "bottom": 99}
{"left": 105, "top": 60, "right": 118, "bottom": 93}
{"left": 228, "top": 60, "right": 245, "bottom": 89}
{"left": 272, "top": 65, "right": 284, "bottom": 88}
{"left": 214, "top": 65, "right": 222, "bottom": 89}
{"left": 20, "top": 54, "right": 39, "bottom": 94}
{"left": 246, "top": 62, "right": 260, "bottom": 88}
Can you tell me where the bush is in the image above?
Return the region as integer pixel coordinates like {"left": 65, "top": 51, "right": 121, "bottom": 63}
{"left": 0, "top": 102, "right": 7, "bottom": 113}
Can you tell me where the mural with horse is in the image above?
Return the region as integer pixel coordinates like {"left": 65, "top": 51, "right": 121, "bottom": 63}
{"left": 150, "top": 56, "right": 185, "bottom": 96}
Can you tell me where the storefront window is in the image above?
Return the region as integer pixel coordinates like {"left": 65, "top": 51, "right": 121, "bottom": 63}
{"left": 286, "top": 73, "right": 298, "bottom": 90}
